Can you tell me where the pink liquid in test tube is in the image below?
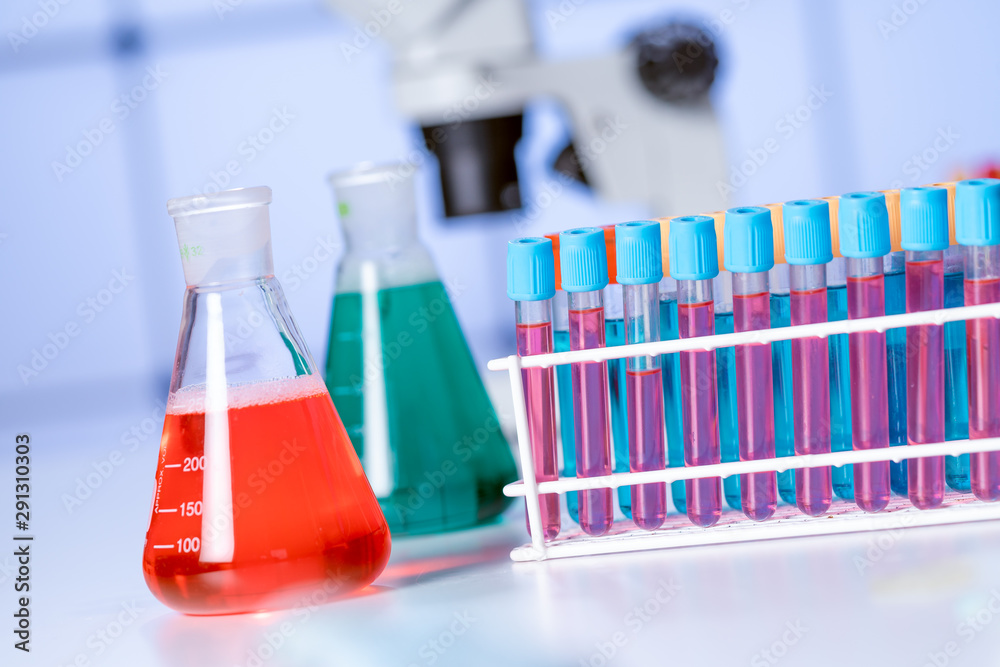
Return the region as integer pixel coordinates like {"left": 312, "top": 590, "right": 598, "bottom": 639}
{"left": 569, "top": 305, "right": 614, "bottom": 535}
{"left": 678, "top": 297, "right": 722, "bottom": 527}
{"left": 905, "top": 256, "right": 945, "bottom": 509}
{"left": 789, "top": 284, "right": 832, "bottom": 516}
{"left": 846, "top": 269, "right": 891, "bottom": 512}
{"left": 966, "top": 276, "right": 1000, "bottom": 500}
{"left": 732, "top": 288, "right": 777, "bottom": 521}
{"left": 627, "top": 368, "right": 666, "bottom": 529}
{"left": 516, "top": 320, "right": 561, "bottom": 538}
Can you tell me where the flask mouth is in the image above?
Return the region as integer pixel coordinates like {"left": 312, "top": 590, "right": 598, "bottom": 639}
{"left": 167, "top": 186, "right": 274, "bottom": 287}
{"left": 328, "top": 162, "right": 411, "bottom": 190}
{"left": 167, "top": 186, "right": 272, "bottom": 217}
{"left": 328, "top": 162, "right": 418, "bottom": 253}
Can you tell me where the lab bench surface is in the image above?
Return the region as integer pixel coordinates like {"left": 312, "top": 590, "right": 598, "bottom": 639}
{"left": 10, "top": 408, "right": 1000, "bottom": 667}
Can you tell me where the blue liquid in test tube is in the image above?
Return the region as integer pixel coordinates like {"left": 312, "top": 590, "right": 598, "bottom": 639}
{"left": 827, "top": 257, "right": 855, "bottom": 500}
{"left": 553, "top": 290, "right": 579, "bottom": 523}
{"left": 715, "top": 271, "right": 742, "bottom": 511}
{"left": 605, "top": 284, "right": 632, "bottom": 518}
{"left": 770, "top": 263, "right": 796, "bottom": 505}
{"left": 943, "top": 245, "right": 971, "bottom": 490}
{"left": 660, "top": 282, "right": 686, "bottom": 513}
{"left": 885, "top": 251, "right": 909, "bottom": 496}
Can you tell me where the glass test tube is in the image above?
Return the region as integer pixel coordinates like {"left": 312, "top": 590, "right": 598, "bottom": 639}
{"left": 714, "top": 272, "right": 742, "bottom": 511}
{"left": 515, "top": 299, "right": 562, "bottom": 538}
{"left": 678, "top": 278, "right": 723, "bottom": 526}
{"left": 659, "top": 280, "right": 687, "bottom": 514}
{"left": 568, "top": 288, "right": 614, "bottom": 534}
{"left": 943, "top": 245, "right": 971, "bottom": 490}
{"left": 904, "top": 250, "right": 946, "bottom": 509}
{"left": 553, "top": 290, "right": 580, "bottom": 523}
{"left": 670, "top": 212, "right": 723, "bottom": 527}
{"left": 770, "top": 263, "right": 797, "bottom": 505}
{"left": 846, "top": 255, "right": 891, "bottom": 512}
{"left": 616, "top": 220, "right": 666, "bottom": 529}
{"left": 885, "top": 251, "right": 909, "bottom": 496}
{"left": 605, "top": 284, "right": 633, "bottom": 518}
{"left": 732, "top": 270, "right": 778, "bottom": 520}
{"left": 624, "top": 283, "right": 666, "bottom": 529}
{"left": 965, "top": 243, "right": 1000, "bottom": 501}
{"left": 790, "top": 263, "right": 833, "bottom": 515}
{"left": 827, "top": 257, "right": 855, "bottom": 500}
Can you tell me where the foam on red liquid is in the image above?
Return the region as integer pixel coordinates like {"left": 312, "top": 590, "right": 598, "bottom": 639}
{"left": 143, "top": 374, "right": 391, "bottom": 615}
{"left": 965, "top": 277, "right": 1000, "bottom": 501}
{"left": 789, "top": 287, "right": 833, "bottom": 516}
{"left": 905, "top": 259, "right": 946, "bottom": 509}
{"left": 846, "top": 273, "right": 891, "bottom": 512}
{"left": 733, "top": 290, "right": 777, "bottom": 521}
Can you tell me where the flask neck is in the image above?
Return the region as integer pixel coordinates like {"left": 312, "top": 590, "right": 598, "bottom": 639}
{"left": 168, "top": 187, "right": 275, "bottom": 287}
{"left": 331, "top": 163, "right": 420, "bottom": 256}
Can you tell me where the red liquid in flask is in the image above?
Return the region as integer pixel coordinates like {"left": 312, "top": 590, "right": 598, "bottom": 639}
{"left": 143, "top": 375, "right": 391, "bottom": 615}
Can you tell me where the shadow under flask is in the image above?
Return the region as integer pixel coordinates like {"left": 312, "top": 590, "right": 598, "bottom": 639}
{"left": 143, "top": 186, "right": 391, "bottom": 615}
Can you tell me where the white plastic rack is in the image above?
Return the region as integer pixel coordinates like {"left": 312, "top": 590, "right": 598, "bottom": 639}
{"left": 488, "top": 302, "right": 1000, "bottom": 562}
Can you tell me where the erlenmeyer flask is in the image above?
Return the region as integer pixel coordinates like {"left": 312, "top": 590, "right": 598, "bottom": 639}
{"left": 324, "top": 163, "right": 517, "bottom": 535}
{"left": 143, "top": 186, "right": 390, "bottom": 615}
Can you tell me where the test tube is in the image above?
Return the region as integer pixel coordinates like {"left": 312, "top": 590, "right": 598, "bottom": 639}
{"left": 840, "top": 192, "right": 892, "bottom": 513}
{"left": 956, "top": 178, "right": 1000, "bottom": 502}
{"left": 508, "top": 238, "right": 561, "bottom": 538}
{"left": 943, "top": 244, "right": 971, "bottom": 490}
{"left": 616, "top": 221, "right": 666, "bottom": 529}
{"left": 714, "top": 271, "right": 742, "bottom": 511}
{"left": 559, "top": 228, "right": 614, "bottom": 535}
{"left": 669, "top": 216, "right": 723, "bottom": 527}
{"left": 553, "top": 290, "right": 580, "bottom": 523}
{"left": 659, "top": 278, "right": 687, "bottom": 513}
{"left": 723, "top": 207, "right": 778, "bottom": 520}
{"left": 783, "top": 199, "right": 834, "bottom": 516}
{"left": 769, "top": 262, "right": 797, "bottom": 505}
{"left": 605, "top": 283, "right": 633, "bottom": 518}
{"left": 884, "top": 250, "right": 909, "bottom": 496}
{"left": 901, "top": 187, "right": 949, "bottom": 509}
{"left": 827, "top": 255, "right": 855, "bottom": 500}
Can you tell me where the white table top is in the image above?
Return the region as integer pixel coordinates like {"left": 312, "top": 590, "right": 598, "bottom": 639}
{"left": 13, "top": 401, "right": 1000, "bottom": 667}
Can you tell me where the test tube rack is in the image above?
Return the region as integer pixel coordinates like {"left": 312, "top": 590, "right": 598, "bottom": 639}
{"left": 488, "top": 301, "right": 1000, "bottom": 563}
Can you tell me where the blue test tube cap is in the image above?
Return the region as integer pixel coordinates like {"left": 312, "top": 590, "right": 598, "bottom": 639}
{"left": 956, "top": 178, "right": 1000, "bottom": 247}
{"left": 669, "top": 215, "right": 719, "bottom": 281}
{"left": 507, "top": 237, "right": 555, "bottom": 301}
{"left": 837, "top": 191, "right": 891, "bottom": 258}
{"left": 615, "top": 220, "right": 663, "bottom": 285}
{"left": 900, "top": 186, "right": 949, "bottom": 252}
{"left": 559, "top": 227, "right": 609, "bottom": 293}
{"left": 724, "top": 206, "right": 774, "bottom": 273}
{"left": 782, "top": 199, "right": 833, "bottom": 265}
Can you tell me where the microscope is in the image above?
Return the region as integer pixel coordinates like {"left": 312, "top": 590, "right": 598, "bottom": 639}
{"left": 328, "top": 0, "right": 728, "bottom": 219}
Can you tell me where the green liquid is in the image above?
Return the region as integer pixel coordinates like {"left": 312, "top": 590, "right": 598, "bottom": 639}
{"left": 325, "top": 281, "right": 516, "bottom": 535}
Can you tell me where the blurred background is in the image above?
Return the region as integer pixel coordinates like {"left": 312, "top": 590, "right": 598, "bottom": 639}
{"left": 4, "top": 0, "right": 1000, "bottom": 426}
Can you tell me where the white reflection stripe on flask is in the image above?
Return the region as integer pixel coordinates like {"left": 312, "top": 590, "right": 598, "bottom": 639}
{"left": 361, "top": 260, "right": 394, "bottom": 497}
{"left": 200, "top": 292, "right": 235, "bottom": 563}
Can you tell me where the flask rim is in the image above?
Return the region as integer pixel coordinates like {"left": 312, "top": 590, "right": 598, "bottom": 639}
{"left": 328, "top": 162, "right": 412, "bottom": 189}
{"left": 167, "top": 186, "right": 272, "bottom": 217}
